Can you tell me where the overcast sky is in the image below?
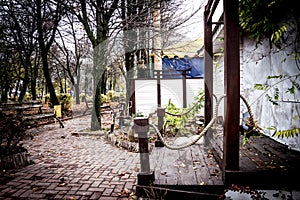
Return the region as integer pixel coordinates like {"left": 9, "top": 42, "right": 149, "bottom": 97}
{"left": 182, "top": 0, "right": 223, "bottom": 40}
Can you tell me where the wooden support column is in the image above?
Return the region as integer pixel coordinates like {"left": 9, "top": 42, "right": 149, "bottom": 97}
{"left": 182, "top": 70, "right": 187, "bottom": 108}
{"left": 204, "top": 6, "right": 213, "bottom": 129}
{"left": 223, "top": 0, "right": 240, "bottom": 174}
{"left": 134, "top": 117, "right": 154, "bottom": 196}
{"left": 130, "top": 80, "right": 136, "bottom": 115}
{"left": 157, "top": 71, "right": 161, "bottom": 107}
{"left": 204, "top": 4, "right": 214, "bottom": 148}
{"left": 155, "top": 107, "right": 165, "bottom": 147}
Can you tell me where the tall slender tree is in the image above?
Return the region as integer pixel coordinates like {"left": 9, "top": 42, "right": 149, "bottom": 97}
{"left": 0, "top": 0, "right": 38, "bottom": 101}
{"left": 36, "top": 0, "right": 64, "bottom": 106}
{"left": 65, "top": 0, "right": 119, "bottom": 130}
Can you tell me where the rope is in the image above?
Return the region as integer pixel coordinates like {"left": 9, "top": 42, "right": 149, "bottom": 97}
{"left": 149, "top": 95, "right": 226, "bottom": 150}
{"left": 165, "top": 94, "right": 205, "bottom": 117}
{"left": 149, "top": 94, "right": 262, "bottom": 150}
{"left": 240, "top": 95, "right": 263, "bottom": 137}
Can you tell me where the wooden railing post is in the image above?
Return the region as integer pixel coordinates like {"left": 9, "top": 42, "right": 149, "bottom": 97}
{"left": 134, "top": 117, "right": 154, "bottom": 196}
{"left": 155, "top": 107, "right": 165, "bottom": 147}
{"left": 156, "top": 70, "right": 161, "bottom": 107}
{"left": 182, "top": 70, "right": 187, "bottom": 108}
{"left": 134, "top": 117, "right": 151, "bottom": 172}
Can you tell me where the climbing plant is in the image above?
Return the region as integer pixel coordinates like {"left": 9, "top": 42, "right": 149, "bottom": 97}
{"left": 163, "top": 90, "right": 204, "bottom": 135}
{"left": 239, "top": 0, "right": 300, "bottom": 139}
{"left": 239, "top": 0, "right": 299, "bottom": 48}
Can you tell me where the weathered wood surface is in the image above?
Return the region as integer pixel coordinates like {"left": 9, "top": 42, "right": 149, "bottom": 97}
{"left": 207, "top": 131, "right": 300, "bottom": 189}
{"left": 150, "top": 143, "right": 223, "bottom": 186}
{"left": 150, "top": 132, "right": 300, "bottom": 191}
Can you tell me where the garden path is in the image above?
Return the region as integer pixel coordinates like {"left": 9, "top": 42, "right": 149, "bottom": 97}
{"left": 0, "top": 114, "right": 139, "bottom": 199}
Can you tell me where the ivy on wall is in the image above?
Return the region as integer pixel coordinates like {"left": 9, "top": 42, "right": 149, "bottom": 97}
{"left": 239, "top": 0, "right": 299, "bottom": 48}
{"left": 239, "top": 0, "right": 300, "bottom": 139}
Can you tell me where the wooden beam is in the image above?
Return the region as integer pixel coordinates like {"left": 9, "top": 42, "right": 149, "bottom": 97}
{"left": 204, "top": 9, "right": 213, "bottom": 129}
{"left": 205, "top": 0, "right": 221, "bottom": 23}
{"left": 157, "top": 71, "right": 161, "bottom": 107}
{"left": 182, "top": 70, "right": 187, "bottom": 108}
{"left": 223, "top": 0, "right": 240, "bottom": 173}
{"left": 131, "top": 80, "right": 136, "bottom": 115}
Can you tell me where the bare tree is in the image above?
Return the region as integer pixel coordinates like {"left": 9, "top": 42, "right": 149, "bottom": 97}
{"left": 0, "top": 0, "right": 39, "bottom": 101}
{"left": 64, "top": 0, "right": 119, "bottom": 130}
{"left": 50, "top": 13, "right": 88, "bottom": 105}
{"left": 36, "top": 0, "right": 65, "bottom": 106}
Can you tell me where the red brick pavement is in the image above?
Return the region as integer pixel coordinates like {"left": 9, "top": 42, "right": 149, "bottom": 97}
{"left": 0, "top": 115, "right": 140, "bottom": 200}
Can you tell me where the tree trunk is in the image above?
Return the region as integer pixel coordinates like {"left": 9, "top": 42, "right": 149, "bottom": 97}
{"left": 90, "top": 44, "right": 106, "bottom": 130}
{"left": 1, "top": 71, "right": 9, "bottom": 102}
{"left": 75, "top": 64, "right": 81, "bottom": 104}
{"left": 36, "top": 0, "right": 60, "bottom": 106}
{"left": 41, "top": 52, "right": 59, "bottom": 106}
{"left": 31, "top": 63, "right": 38, "bottom": 100}
{"left": 18, "top": 63, "right": 29, "bottom": 102}
{"left": 91, "top": 78, "right": 102, "bottom": 131}
{"left": 101, "top": 71, "right": 107, "bottom": 94}
{"left": 125, "top": 51, "right": 135, "bottom": 115}
{"left": 75, "top": 83, "right": 80, "bottom": 104}
{"left": 31, "top": 59, "right": 39, "bottom": 100}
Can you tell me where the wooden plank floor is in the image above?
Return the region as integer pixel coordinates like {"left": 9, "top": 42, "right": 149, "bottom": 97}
{"left": 148, "top": 132, "right": 300, "bottom": 198}
{"left": 150, "top": 144, "right": 223, "bottom": 186}
{"left": 208, "top": 132, "right": 300, "bottom": 190}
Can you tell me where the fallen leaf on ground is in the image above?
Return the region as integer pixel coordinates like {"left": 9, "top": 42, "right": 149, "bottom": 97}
{"left": 122, "top": 188, "right": 129, "bottom": 194}
{"left": 117, "top": 173, "right": 125, "bottom": 177}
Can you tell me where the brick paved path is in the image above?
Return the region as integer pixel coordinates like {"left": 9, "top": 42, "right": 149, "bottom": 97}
{"left": 0, "top": 115, "right": 140, "bottom": 200}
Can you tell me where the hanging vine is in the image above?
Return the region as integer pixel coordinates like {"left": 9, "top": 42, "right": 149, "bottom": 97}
{"left": 239, "top": 0, "right": 300, "bottom": 139}
{"left": 239, "top": 0, "right": 299, "bottom": 49}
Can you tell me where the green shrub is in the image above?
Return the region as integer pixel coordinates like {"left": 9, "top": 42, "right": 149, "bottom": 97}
{"left": 106, "top": 90, "right": 115, "bottom": 102}
{"left": 59, "top": 93, "right": 72, "bottom": 111}
{"left": 45, "top": 93, "right": 72, "bottom": 111}
{"left": 101, "top": 94, "right": 108, "bottom": 103}
{"left": 163, "top": 90, "right": 204, "bottom": 134}
{"left": 23, "top": 93, "right": 32, "bottom": 101}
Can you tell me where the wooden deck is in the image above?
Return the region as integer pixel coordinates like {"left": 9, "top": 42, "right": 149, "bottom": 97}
{"left": 140, "top": 133, "right": 300, "bottom": 199}
{"left": 209, "top": 132, "right": 300, "bottom": 189}
{"left": 150, "top": 144, "right": 223, "bottom": 186}
{"left": 145, "top": 142, "right": 224, "bottom": 199}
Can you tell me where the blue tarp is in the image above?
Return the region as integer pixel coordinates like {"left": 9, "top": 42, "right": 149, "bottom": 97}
{"left": 162, "top": 56, "right": 204, "bottom": 78}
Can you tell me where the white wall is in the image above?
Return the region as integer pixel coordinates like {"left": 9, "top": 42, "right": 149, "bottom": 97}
{"left": 240, "top": 36, "right": 300, "bottom": 151}
{"left": 135, "top": 79, "right": 204, "bottom": 116}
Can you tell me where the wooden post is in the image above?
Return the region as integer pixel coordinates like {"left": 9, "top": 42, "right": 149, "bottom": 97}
{"left": 223, "top": 0, "right": 240, "bottom": 175}
{"left": 204, "top": 5, "right": 213, "bottom": 129}
{"left": 153, "top": 0, "right": 162, "bottom": 71}
{"left": 204, "top": 4, "right": 214, "bottom": 148}
{"left": 155, "top": 107, "right": 165, "bottom": 147}
{"left": 182, "top": 70, "right": 187, "bottom": 108}
{"left": 157, "top": 70, "right": 161, "bottom": 107}
{"left": 134, "top": 117, "right": 150, "bottom": 172}
{"left": 134, "top": 117, "right": 154, "bottom": 196}
{"left": 130, "top": 80, "right": 136, "bottom": 115}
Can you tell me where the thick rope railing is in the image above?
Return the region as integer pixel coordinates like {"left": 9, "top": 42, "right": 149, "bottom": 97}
{"left": 240, "top": 95, "right": 263, "bottom": 137}
{"left": 149, "top": 95, "right": 226, "bottom": 150}
{"left": 149, "top": 94, "right": 263, "bottom": 150}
